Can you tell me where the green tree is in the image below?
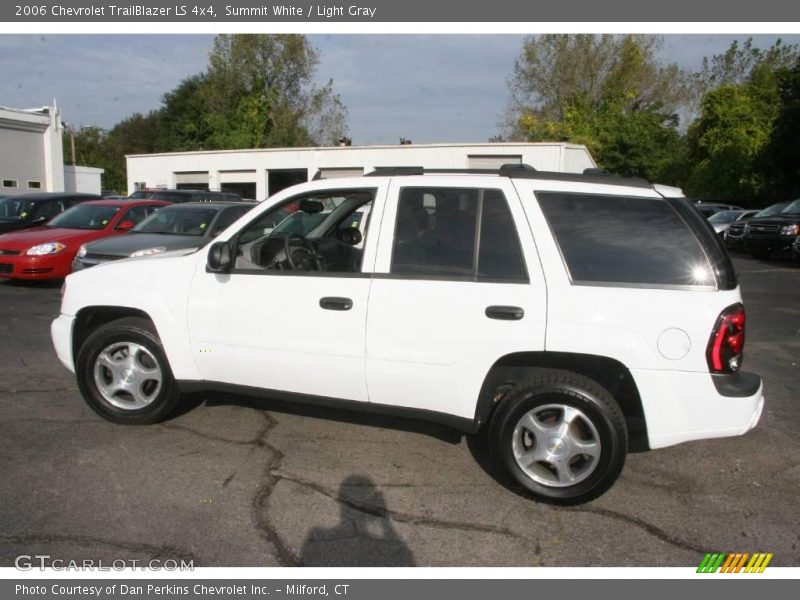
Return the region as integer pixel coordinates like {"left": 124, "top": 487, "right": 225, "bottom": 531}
{"left": 157, "top": 35, "right": 347, "bottom": 151}
{"left": 684, "top": 40, "right": 799, "bottom": 203}
{"left": 694, "top": 38, "right": 798, "bottom": 92}
{"left": 758, "top": 59, "right": 800, "bottom": 199}
{"left": 506, "top": 35, "right": 690, "bottom": 181}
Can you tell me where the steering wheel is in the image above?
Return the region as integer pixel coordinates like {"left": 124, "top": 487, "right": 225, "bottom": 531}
{"left": 283, "top": 233, "right": 323, "bottom": 271}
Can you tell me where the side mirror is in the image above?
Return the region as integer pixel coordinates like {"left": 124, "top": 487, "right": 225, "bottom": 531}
{"left": 207, "top": 241, "right": 233, "bottom": 273}
{"left": 116, "top": 220, "right": 136, "bottom": 231}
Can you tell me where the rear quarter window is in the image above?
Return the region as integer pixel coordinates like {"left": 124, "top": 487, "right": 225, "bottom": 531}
{"left": 536, "top": 192, "right": 715, "bottom": 288}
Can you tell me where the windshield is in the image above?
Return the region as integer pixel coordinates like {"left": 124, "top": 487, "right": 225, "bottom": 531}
{"left": 0, "top": 197, "right": 36, "bottom": 219}
{"left": 134, "top": 206, "right": 219, "bottom": 236}
{"left": 780, "top": 199, "right": 800, "bottom": 214}
{"left": 47, "top": 205, "right": 120, "bottom": 230}
{"left": 708, "top": 211, "right": 740, "bottom": 224}
{"left": 128, "top": 191, "right": 154, "bottom": 199}
{"left": 754, "top": 203, "right": 788, "bottom": 217}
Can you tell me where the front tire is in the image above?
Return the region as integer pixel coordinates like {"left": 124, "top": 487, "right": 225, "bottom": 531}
{"left": 75, "top": 317, "right": 181, "bottom": 424}
{"left": 488, "top": 369, "right": 627, "bottom": 505}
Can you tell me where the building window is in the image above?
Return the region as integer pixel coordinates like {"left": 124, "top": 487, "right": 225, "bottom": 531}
{"left": 27, "top": 180, "right": 42, "bottom": 189}
{"left": 2, "top": 179, "right": 18, "bottom": 188}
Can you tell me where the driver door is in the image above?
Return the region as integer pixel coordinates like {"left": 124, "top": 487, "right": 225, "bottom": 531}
{"left": 185, "top": 183, "right": 386, "bottom": 403}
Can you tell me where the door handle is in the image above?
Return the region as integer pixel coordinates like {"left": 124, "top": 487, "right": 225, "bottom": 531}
{"left": 485, "top": 305, "right": 524, "bottom": 320}
{"left": 320, "top": 297, "right": 353, "bottom": 311}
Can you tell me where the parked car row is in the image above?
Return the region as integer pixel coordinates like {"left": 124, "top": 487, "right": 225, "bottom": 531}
{"left": 0, "top": 190, "right": 253, "bottom": 282}
{"left": 713, "top": 200, "right": 800, "bottom": 261}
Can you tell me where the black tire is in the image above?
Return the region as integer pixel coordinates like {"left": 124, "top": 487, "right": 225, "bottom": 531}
{"left": 75, "top": 317, "right": 181, "bottom": 424}
{"left": 488, "top": 368, "right": 627, "bottom": 505}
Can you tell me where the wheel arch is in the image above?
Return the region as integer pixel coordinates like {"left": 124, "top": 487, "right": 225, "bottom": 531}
{"left": 475, "top": 351, "right": 649, "bottom": 451}
{"left": 72, "top": 306, "right": 154, "bottom": 369}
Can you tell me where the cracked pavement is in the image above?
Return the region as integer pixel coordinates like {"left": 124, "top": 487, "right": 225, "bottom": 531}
{"left": 0, "top": 255, "right": 798, "bottom": 567}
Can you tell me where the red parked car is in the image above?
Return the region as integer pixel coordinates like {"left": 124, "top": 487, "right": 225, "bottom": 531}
{"left": 0, "top": 199, "right": 168, "bottom": 281}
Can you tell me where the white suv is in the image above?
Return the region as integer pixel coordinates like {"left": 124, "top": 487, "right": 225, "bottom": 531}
{"left": 51, "top": 165, "right": 764, "bottom": 504}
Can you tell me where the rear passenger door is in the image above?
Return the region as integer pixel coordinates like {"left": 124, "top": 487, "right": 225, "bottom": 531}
{"left": 365, "top": 177, "right": 547, "bottom": 421}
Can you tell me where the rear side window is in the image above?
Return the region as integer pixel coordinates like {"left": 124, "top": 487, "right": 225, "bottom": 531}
{"left": 391, "top": 187, "right": 527, "bottom": 281}
{"left": 537, "top": 192, "right": 714, "bottom": 287}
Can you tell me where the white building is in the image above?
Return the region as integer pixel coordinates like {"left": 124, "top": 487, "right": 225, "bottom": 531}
{"left": 0, "top": 105, "right": 64, "bottom": 194}
{"left": 126, "top": 142, "right": 596, "bottom": 200}
{"left": 0, "top": 104, "right": 103, "bottom": 196}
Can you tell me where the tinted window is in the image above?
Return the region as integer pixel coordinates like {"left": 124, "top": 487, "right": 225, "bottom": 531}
{"left": 478, "top": 190, "right": 526, "bottom": 280}
{"left": 391, "top": 187, "right": 526, "bottom": 281}
{"left": 392, "top": 187, "right": 478, "bottom": 277}
{"left": 537, "top": 192, "right": 714, "bottom": 287}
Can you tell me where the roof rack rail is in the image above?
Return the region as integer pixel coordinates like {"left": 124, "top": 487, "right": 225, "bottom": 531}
{"left": 365, "top": 163, "right": 652, "bottom": 188}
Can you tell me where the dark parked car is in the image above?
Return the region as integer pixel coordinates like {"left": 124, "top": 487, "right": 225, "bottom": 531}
{"left": 0, "top": 192, "right": 100, "bottom": 235}
{"left": 708, "top": 209, "right": 759, "bottom": 237}
{"left": 127, "top": 189, "right": 243, "bottom": 203}
{"left": 724, "top": 202, "right": 790, "bottom": 249}
{"left": 72, "top": 202, "right": 255, "bottom": 270}
{"left": 742, "top": 199, "right": 800, "bottom": 259}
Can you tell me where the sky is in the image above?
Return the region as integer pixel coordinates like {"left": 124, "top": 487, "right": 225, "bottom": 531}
{"left": 1, "top": 34, "right": 799, "bottom": 145}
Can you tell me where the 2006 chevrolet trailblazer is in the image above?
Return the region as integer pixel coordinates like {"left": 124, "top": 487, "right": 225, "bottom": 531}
{"left": 51, "top": 165, "right": 764, "bottom": 504}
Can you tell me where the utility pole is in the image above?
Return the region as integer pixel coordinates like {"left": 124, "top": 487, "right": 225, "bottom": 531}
{"left": 63, "top": 122, "right": 76, "bottom": 166}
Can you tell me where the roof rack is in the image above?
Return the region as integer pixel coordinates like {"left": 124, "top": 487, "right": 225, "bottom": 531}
{"left": 364, "top": 163, "right": 651, "bottom": 188}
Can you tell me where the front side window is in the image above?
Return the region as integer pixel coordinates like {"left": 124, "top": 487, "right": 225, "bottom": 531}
{"left": 391, "top": 187, "right": 527, "bottom": 281}
{"left": 537, "top": 192, "right": 715, "bottom": 287}
{"left": 234, "top": 189, "right": 375, "bottom": 274}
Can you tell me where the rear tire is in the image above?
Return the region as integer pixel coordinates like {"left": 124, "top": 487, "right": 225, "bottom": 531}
{"left": 488, "top": 368, "right": 627, "bottom": 505}
{"left": 75, "top": 317, "right": 181, "bottom": 424}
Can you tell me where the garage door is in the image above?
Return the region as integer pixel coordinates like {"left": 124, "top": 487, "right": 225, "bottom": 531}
{"left": 174, "top": 171, "right": 209, "bottom": 186}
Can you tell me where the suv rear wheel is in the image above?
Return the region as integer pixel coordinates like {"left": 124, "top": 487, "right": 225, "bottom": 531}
{"left": 488, "top": 369, "right": 627, "bottom": 504}
{"left": 75, "top": 317, "right": 181, "bottom": 424}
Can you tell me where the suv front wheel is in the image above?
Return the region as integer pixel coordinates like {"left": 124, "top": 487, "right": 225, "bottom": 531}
{"left": 488, "top": 369, "right": 627, "bottom": 505}
{"left": 76, "top": 317, "right": 181, "bottom": 424}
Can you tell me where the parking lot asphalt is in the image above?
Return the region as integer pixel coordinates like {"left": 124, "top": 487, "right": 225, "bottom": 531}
{"left": 0, "top": 254, "right": 798, "bottom": 568}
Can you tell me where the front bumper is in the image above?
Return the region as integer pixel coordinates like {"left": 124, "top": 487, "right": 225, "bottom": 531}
{"left": 0, "top": 254, "right": 71, "bottom": 280}
{"left": 51, "top": 313, "right": 76, "bottom": 372}
{"left": 631, "top": 368, "right": 764, "bottom": 449}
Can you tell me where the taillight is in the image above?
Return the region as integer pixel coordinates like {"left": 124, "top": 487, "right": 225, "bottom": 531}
{"left": 707, "top": 304, "right": 745, "bottom": 374}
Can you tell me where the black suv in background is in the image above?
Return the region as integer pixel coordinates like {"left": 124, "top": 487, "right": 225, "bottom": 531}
{"left": 742, "top": 198, "right": 800, "bottom": 259}
{"left": 128, "top": 189, "right": 243, "bottom": 203}
{"left": 724, "top": 202, "right": 789, "bottom": 249}
{"left": 0, "top": 192, "right": 100, "bottom": 234}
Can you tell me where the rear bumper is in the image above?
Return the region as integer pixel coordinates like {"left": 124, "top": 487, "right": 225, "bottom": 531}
{"left": 631, "top": 368, "right": 764, "bottom": 449}
{"left": 51, "top": 313, "right": 76, "bottom": 372}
